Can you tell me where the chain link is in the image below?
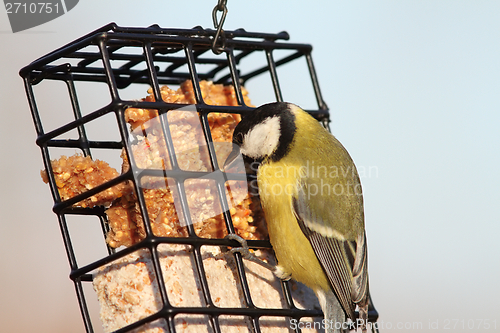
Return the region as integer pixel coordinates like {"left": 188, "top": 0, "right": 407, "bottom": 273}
{"left": 211, "top": 0, "right": 228, "bottom": 54}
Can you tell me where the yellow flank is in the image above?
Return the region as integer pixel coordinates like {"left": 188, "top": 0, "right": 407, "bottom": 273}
{"left": 258, "top": 163, "right": 331, "bottom": 291}
{"left": 256, "top": 106, "right": 364, "bottom": 291}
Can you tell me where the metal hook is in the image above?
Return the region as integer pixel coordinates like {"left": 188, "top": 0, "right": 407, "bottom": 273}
{"left": 211, "top": 0, "right": 228, "bottom": 54}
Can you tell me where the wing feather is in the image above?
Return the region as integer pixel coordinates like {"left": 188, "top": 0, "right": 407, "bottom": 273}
{"left": 292, "top": 181, "right": 368, "bottom": 320}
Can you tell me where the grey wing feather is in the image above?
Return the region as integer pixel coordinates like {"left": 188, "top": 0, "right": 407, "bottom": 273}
{"left": 292, "top": 183, "right": 368, "bottom": 321}
{"left": 352, "top": 231, "right": 368, "bottom": 304}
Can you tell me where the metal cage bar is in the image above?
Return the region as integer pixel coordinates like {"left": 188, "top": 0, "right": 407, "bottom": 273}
{"left": 20, "top": 23, "right": 378, "bottom": 333}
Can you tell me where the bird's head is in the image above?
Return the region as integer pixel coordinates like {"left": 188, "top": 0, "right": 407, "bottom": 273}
{"left": 224, "top": 102, "right": 298, "bottom": 170}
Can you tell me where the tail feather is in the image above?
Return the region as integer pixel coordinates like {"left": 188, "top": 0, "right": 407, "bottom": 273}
{"left": 315, "top": 289, "right": 347, "bottom": 333}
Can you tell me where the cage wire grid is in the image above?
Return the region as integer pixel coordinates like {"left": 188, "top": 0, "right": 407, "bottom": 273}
{"left": 20, "top": 23, "right": 377, "bottom": 333}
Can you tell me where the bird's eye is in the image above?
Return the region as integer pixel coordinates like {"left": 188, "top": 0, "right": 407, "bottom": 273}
{"left": 235, "top": 132, "right": 244, "bottom": 144}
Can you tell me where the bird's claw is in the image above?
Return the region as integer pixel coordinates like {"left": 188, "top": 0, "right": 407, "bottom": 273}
{"left": 224, "top": 233, "right": 275, "bottom": 272}
{"left": 225, "top": 233, "right": 253, "bottom": 259}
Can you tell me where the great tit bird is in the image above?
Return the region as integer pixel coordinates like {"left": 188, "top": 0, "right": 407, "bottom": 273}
{"left": 225, "top": 102, "right": 375, "bottom": 333}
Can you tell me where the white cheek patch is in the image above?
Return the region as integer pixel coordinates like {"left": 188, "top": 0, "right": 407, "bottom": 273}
{"left": 240, "top": 116, "right": 281, "bottom": 159}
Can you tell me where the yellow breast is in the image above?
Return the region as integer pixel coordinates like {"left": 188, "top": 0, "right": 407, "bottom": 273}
{"left": 258, "top": 163, "right": 331, "bottom": 291}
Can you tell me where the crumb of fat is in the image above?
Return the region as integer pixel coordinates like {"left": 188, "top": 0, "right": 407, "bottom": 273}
{"left": 40, "top": 154, "right": 131, "bottom": 208}
{"left": 105, "top": 81, "right": 264, "bottom": 248}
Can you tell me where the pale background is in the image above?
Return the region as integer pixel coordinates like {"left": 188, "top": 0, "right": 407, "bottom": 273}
{"left": 1, "top": 1, "right": 499, "bottom": 332}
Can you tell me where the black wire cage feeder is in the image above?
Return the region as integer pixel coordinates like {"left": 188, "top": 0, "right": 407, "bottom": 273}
{"left": 20, "top": 14, "right": 379, "bottom": 333}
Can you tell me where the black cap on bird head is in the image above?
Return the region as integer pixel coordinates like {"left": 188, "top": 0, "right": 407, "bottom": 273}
{"left": 225, "top": 102, "right": 298, "bottom": 170}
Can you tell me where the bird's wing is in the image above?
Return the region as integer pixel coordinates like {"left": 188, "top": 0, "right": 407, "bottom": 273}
{"left": 291, "top": 180, "right": 368, "bottom": 320}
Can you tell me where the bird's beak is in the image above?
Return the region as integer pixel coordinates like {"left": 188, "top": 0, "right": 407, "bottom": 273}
{"left": 224, "top": 144, "right": 243, "bottom": 172}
